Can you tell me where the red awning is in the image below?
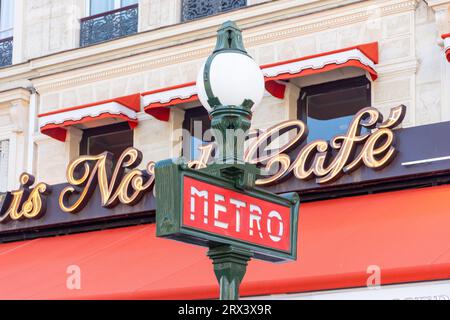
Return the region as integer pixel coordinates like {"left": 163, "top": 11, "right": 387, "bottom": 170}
{"left": 38, "top": 94, "right": 141, "bottom": 142}
{"left": 1, "top": 182, "right": 449, "bottom": 299}
{"left": 442, "top": 34, "right": 450, "bottom": 62}
{"left": 142, "top": 82, "right": 197, "bottom": 122}
{"left": 142, "top": 42, "right": 378, "bottom": 121}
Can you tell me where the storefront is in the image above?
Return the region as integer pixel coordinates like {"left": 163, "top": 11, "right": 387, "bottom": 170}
{"left": 1, "top": 0, "right": 450, "bottom": 300}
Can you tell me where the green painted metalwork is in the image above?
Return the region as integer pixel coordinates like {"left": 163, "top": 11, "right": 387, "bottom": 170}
{"left": 213, "top": 21, "right": 247, "bottom": 54}
{"left": 155, "top": 21, "right": 300, "bottom": 300}
{"left": 155, "top": 161, "right": 300, "bottom": 262}
{"left": 207, "top": 245, "right": 253, "bottom": 300}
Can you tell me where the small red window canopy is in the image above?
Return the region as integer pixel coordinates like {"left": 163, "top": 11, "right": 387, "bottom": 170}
{"left": 142, "top": 42, "right": 379, "bottom": 121}
{"left": 262, "top": 42, "right": 379, "bottom": 98}
{"left": 38, "top": 94, "right": 141, "bottom": 142}
{"left": 442, "top": 34, "right": 450, "bottom": 62}
{"left": 142, "top": 82, "right": 197, "bottom": 122}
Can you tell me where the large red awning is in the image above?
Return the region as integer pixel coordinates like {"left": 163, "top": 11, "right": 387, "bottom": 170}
{"left": 142, "top": 42, "right": 378, "bottom": 122}
{"left": 1, "top": 183, "right": 450, "bottom": 299}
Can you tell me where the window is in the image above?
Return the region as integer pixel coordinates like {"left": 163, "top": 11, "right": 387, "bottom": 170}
{"left": 79, "top": 123, "right": 134, "bottom": 162}
{"left": 298, "top": 77, "right": 371, "bottom": 142}
{"left": 182, "top": 107, "right": 212, "bottom": 161}
{"left": 0, "top": 140, "right": 9, "bottom": 192}
{"left": 182, "top": 0, "right": 247, "bottom": 22}
{"left": 0, "top": 0, "right": 13, "bottom": 67}
{"left": 80, "top": 0, "right": 138, "bottom": 47}
{"left": 87, "top": 0, "right": 138, "bottom": 16}
{"left": 0, "top": 0, "right": 13, "bottom": 39}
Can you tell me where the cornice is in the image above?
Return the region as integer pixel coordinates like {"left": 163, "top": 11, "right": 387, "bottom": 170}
{"left": 425, "top": 0, "right": 450, "bottom": 8}
{"left": 19, "top": 0, "right": 418, "bottom": 93}
{"left": 0, "top": 88, "right": 31, "bottom": 106}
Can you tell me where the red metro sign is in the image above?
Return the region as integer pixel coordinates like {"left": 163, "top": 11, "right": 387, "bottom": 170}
{"left": 155, "top": 161, "right": 299, "bottom": 262}
{"left": 183, "top": 176, "right": 291, "bottom": 252}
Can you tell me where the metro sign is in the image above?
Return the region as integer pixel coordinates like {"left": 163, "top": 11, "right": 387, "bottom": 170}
{"left": 155, "top": 161, "right": 299, "bottom": 262}
{"left": 184, "top": 176, "right": 292, "bottom": 252}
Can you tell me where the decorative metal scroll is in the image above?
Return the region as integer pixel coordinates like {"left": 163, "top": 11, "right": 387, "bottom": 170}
{"left": 80, "top": 4, "right": 138, "bottom": 47}
{"left": 182, "top": 0, "right": 247, "bottom": 22}
{"left": 0, "top": 37, "right": 13, "bottom": 67}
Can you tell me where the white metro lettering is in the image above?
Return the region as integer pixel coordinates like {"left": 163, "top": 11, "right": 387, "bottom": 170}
{"left": 188, "top": 186, "right": 285, "bottom": 244}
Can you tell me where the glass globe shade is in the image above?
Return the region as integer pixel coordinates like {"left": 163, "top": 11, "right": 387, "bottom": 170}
{"left": 196, "top": 52, "right": 265, "bottom": 112}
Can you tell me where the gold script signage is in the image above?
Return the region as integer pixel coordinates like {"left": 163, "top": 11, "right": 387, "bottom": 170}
{"left": 0, "top": 105, "right": 405, "bottom": 223}
{"left": 191, "top": 105, "right": 406, "bottom": 185}
{"left": 0, "top": 173, "right": 51, "bottom": 223}
{"left": 59, "top": 148, "right": 155, "bottom": 213}
{"left": 248, "top": 105, "right": 406, "bottom": 185}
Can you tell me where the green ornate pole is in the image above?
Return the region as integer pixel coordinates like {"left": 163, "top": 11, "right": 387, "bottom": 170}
{"left": 207, "top": 245, "right": 253, "bottom": 300}
{"left": 155, "top": 21, "right": 299, "bottom": 301}
{"left": 201, "top": 21, "right": 259, "bottom": 300}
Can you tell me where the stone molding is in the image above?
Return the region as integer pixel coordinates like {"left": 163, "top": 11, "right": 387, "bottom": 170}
{"left": 0, "top": 0, "right": 417, "bottom": 94}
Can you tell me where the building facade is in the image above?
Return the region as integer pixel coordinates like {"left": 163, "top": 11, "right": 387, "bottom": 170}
{"left": 0, "top": 0, "right": 450, "bottom": 299}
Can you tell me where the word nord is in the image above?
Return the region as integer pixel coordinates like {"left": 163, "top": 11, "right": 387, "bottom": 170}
{"left": 59, "top": 148, "right": 155, "bottom": 213}
{"left": 183, "top": 176, "right": 292, "bottom": 252}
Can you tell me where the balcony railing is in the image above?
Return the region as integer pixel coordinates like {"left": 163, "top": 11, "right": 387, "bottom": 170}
{"left": 80, "top": 4, "right": 138, "bottom": 47}
{"left": 0, "top": 37, "right": 13, "bottom": 67}
{"left": 182, "top": 0, "right": 247, "bottom": 22}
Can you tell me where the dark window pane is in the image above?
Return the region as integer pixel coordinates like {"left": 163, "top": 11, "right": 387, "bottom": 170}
{"left": 80, "top": 123, "right": 133, "bottom": 161}
{"left": 88, "top": 130, "right": 133, "bottom": 158}
{"left": 299, "top": 77, "right": 371, "bottom": 142}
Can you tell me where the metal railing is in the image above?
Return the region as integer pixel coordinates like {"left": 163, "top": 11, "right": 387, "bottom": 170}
{"left": 80, "top": 4, "right": 138, "bottom": 47}
{"left": 182, "top": 0, "right": 247, "bottom": 22}
{"left": 0, "top": 37, "right": 13, "bottom": 67}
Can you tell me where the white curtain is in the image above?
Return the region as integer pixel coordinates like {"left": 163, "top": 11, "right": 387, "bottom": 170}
{"left": 0, "top": 0, "right": 14, "bottom": 39}
{"left": 0, "top": 140, "right": 9, "bottom": 192}
{"left": 90, "top": 0, "right": 115, "bottom": 15}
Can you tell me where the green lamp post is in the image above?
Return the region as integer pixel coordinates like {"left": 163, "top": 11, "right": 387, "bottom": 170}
{"left": 154, "top": 21, "right": 299, "bottom": 302}
{"left": 196, "top": 21, "right": 265, "bottom": 300}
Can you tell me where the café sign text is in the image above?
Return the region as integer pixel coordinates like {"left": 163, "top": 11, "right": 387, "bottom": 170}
{"left": 0, "top": 105, "right": 406, "bottom": 225}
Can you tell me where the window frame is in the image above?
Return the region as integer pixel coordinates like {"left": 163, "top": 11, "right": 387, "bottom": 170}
{"left": 79, "top": 122, "right": 134, "bottom": 160}
{"left": 297, "top": 76, "right": 371, "bottom": 142}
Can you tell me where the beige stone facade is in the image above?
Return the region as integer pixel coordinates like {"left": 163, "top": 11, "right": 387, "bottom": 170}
{"left": 0, "top": 0, "right": 449, "bottom": 190}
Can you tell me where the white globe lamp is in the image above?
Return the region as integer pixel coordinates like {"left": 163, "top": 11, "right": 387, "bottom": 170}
{"left": 195, "top": 21, "right": 265, "bottom": 166}
{"left": 196, "top": 21, "right": 265, "bottom": 112}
